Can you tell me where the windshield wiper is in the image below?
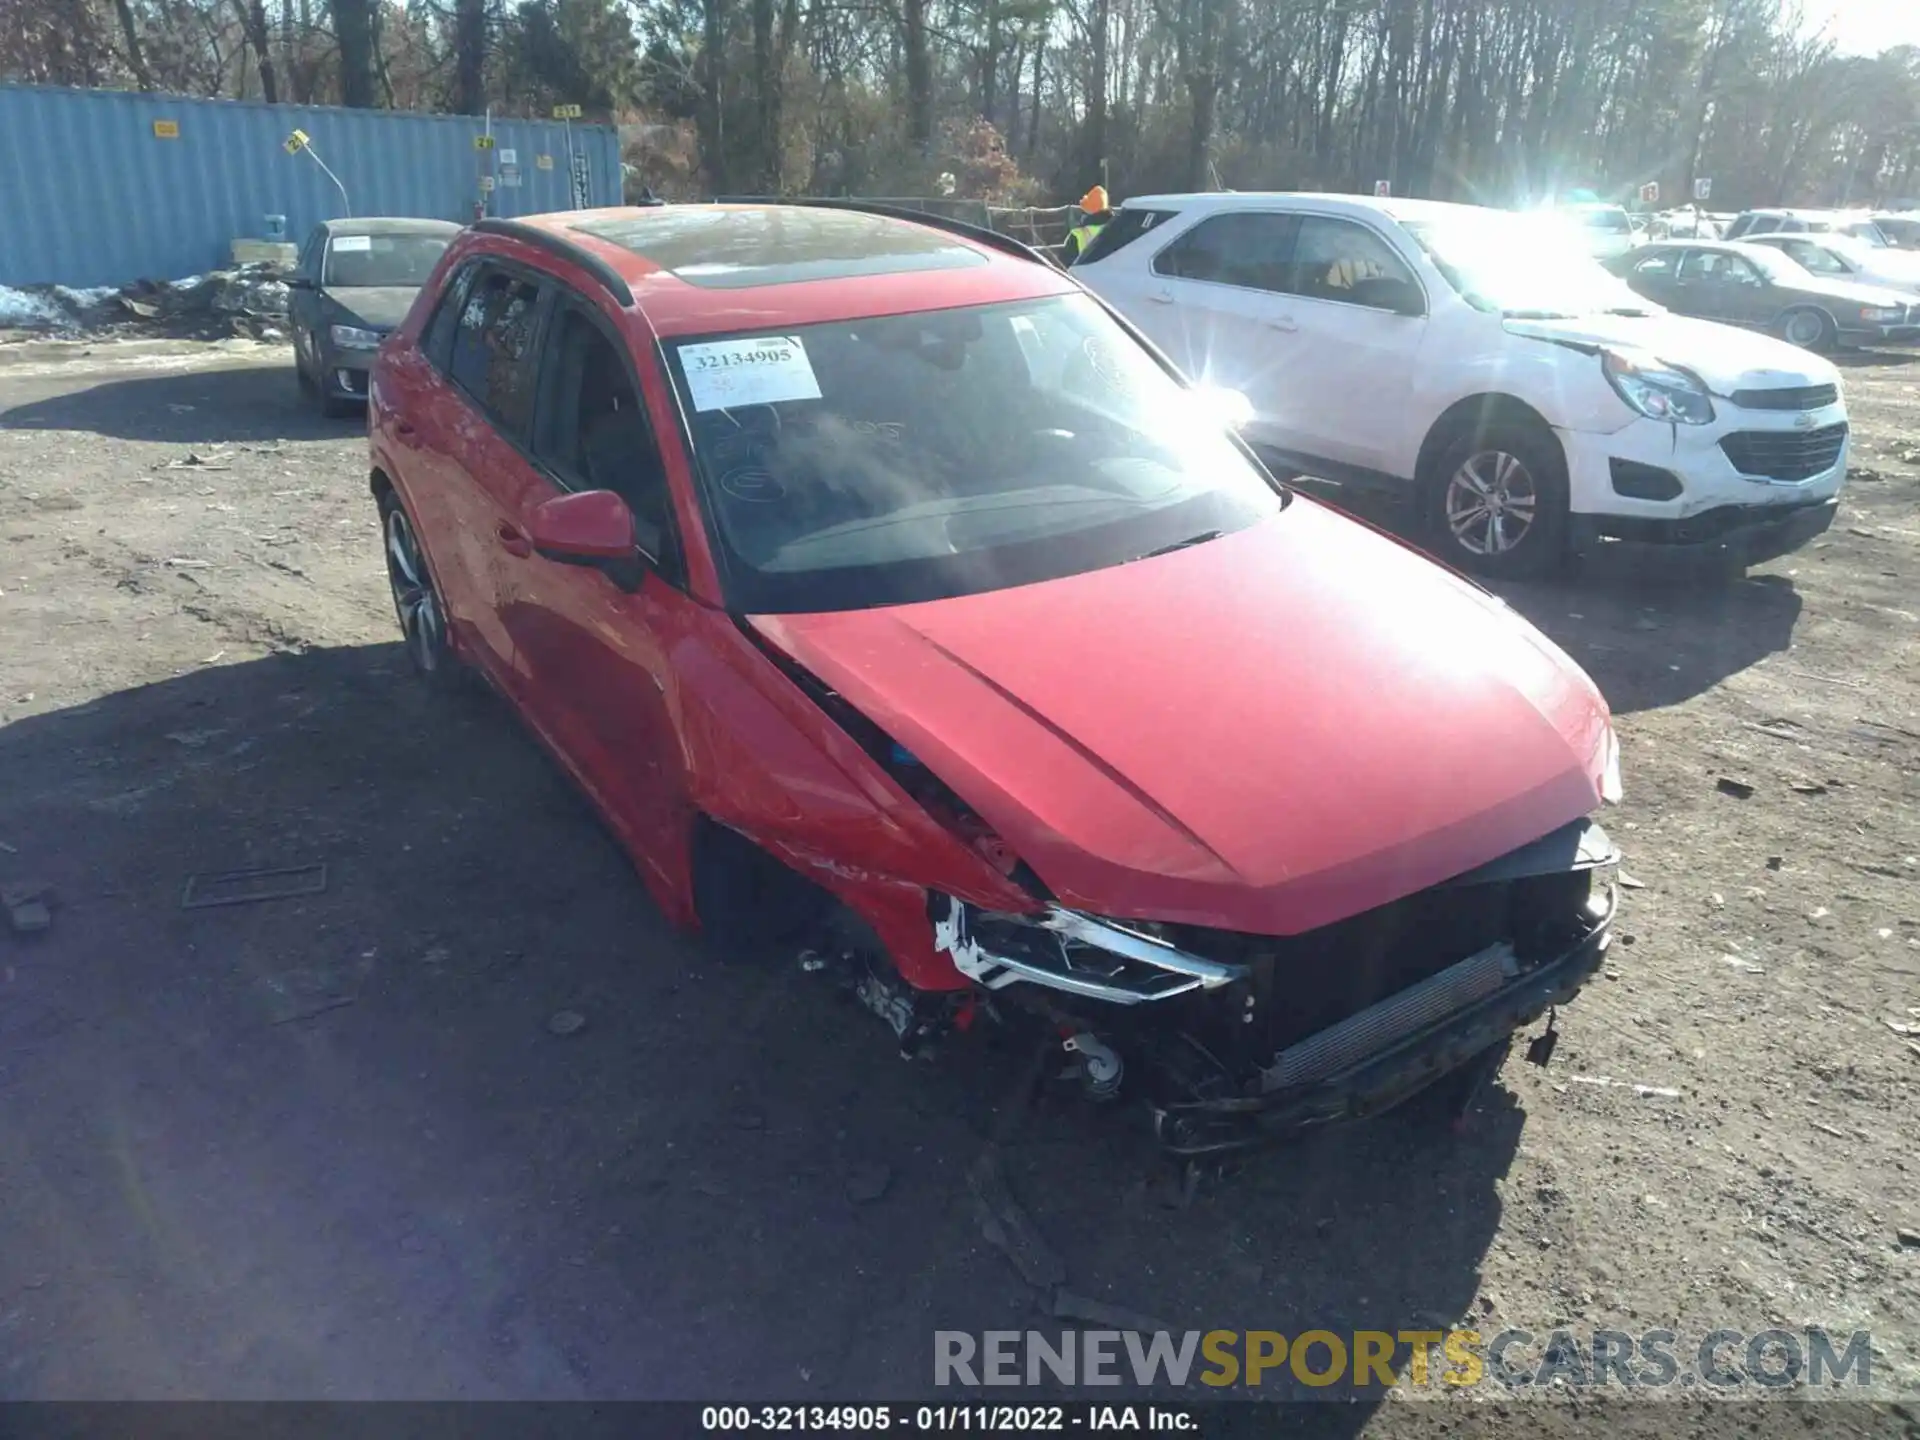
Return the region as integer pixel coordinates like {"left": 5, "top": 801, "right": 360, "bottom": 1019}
{"left": 1605, "top": 306, "right": 1654, "bottom": 316}
{"left": 1137, "top": 529, "right": 1224, "bottom": 560}
{"left": 1501, "top": 308, "right": 1578, "bottom": 319}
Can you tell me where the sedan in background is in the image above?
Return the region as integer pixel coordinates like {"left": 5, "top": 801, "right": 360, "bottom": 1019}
{"left": 1607, "top": 240, "right": 1920, "bottom": 350}
{"left": 1742, "top": 231, "right": 1920, "bottom": 299}
{"left": 289, "top": 218, "right": 461, "bottom": 416}
{"left": 1559, "top": 203, "right": 1639, "bottom": 261}
{"left": 1723, "top": 209, "right": 1893, "bottom": 247}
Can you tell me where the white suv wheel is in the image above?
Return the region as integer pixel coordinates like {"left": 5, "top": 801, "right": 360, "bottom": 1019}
{"left": 1445, "top": 450, "right": 1539, "bottom": 557}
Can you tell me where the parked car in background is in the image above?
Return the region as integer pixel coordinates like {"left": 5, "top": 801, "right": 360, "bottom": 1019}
{"left": 1873, "top": 213, "right": 1920, "bottom": 249}
{"left": 1723, "top": 208, "right": 1892, "bottom": 247}
{"left": 366, "top": 201, "right": 1626, "bottom": 1155}
{"left": 1559, "top": 202, "right": 1639, "bottom": 260}
{"left": 1607, "top": 239, "right": 1920, "bottom": 350}
{"left": 1655, "top": 207, "right": 1719, "bottom": 240}
{"left": 289, "top": 218, "right": 461, "bottom": 416}
{"left": 1073, "top": 192, "right": 1850, "bottom": 578}
{"left": 1741, "top": 231, "right": 1920, "bottom": 299}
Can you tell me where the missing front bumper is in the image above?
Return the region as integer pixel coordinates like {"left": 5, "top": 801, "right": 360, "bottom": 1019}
{"left": 1151, "top": 886, "right": 1615, "bottom": 1155}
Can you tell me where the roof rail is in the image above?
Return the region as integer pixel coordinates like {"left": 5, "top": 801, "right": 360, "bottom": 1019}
{"left": 793, "top": 198, "right": 1063, "bottom": 270}
{"left": 472, "top": 217, "right": 635, "bottom": 306}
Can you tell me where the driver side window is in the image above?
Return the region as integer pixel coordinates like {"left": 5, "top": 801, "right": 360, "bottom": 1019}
{"left": 530, "top": 299, "right": 681, "bottom": 580}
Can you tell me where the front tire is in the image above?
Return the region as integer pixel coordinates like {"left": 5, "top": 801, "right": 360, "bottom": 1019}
{"left": 1778, "top": 307, "right": 1835, "bottom": 352}
{"left": 378, "top": 491, "right": 461, "bottom": 689}
{"left": 1426, "top": 421, "right": 1569, "bottom": 580}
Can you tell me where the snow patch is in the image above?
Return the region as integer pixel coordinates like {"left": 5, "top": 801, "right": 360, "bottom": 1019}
{"left": 0, "top": 284, "right": 68, "bottom": 328}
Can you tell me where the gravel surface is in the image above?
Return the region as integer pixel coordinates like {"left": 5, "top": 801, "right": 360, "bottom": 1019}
{"left": 0, "top": 338, "right": 1915, "bottom": 1425}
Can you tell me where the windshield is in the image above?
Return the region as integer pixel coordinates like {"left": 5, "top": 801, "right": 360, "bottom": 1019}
{"left": 665, "top": 293, "right": 1284, "bottom": 613}
{"left": 324, "top": 233, "right": 451, "bottom": 288}
{"left": 1401, "top": 214, "right": 1654, "bottom": 317}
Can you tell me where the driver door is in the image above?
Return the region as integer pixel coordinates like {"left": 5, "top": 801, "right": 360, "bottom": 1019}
{"left": 1673, "top": 249, "right": 1743, "bottom": 324}
{"left": 500, "top": 292, "right": 693, "bottom": 891}
{"left": 1711, "top": 253, "right": 1778, "bottom": 328}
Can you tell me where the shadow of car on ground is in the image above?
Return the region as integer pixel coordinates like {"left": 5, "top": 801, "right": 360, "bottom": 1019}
{"left": 0, "top": 359, "right": 361, "bottom": 446}
{"left": 0, "top": 643, "right": 1527, "bottom": 1408}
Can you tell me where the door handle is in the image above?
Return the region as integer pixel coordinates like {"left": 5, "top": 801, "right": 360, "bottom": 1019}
{"left": 393, "top": 419, "right": 416, "bottom": 436}
{"left": 496, "top": 522, "right": 532, "bottom": 558}
{"left": 1147, "top": 288, "right": 1175, "bottom": 304}
{"left": 1265, "top": 315, "right": 1299, "bottom": 332}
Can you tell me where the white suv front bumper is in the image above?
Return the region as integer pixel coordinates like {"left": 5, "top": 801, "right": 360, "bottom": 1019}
{"left": 1558, "top": 397, "right": 1848, "bottom": 562}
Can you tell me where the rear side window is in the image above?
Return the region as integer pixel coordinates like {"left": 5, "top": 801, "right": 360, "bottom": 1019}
{"left": 447, "top": 266, "right": 545, "bottom": 438}
{"left": 1075, "top": 208, "right": 1176, "bottom": 265}
{"left": 1153, "top": 212, "right": 1299, "bottom": 293}
{"left": 422, "top": 261, "right": 477, "bottom": 367}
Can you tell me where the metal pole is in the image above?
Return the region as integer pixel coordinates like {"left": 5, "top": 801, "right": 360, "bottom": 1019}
{"left": 302, "top": 146, "right": 351, "bottom": 217}
{"left": 564, "top": 119, "right": 577, "bottom": 208}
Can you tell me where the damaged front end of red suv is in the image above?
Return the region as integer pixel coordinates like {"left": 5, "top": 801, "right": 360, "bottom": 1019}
{"left": 925, "top": 817, "right": 1616, "bottom": 1155}
{"left": 737, "top": 503, "right": 1624, "bottom": 1157}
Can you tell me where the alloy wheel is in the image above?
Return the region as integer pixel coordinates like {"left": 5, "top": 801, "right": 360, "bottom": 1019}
{"left": 384, "top": 503, "right": 446, "bottom": 674}
{"left": 1444, "top": 450, "right": 1539, "bottom": 557}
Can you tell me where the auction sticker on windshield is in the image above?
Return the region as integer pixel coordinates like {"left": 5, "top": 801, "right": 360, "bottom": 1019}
{"left": 331, "top": 235, "right": 373, "bottom": 253}
{"left": 682, "top": 336, "right": 822, "bottom": 412}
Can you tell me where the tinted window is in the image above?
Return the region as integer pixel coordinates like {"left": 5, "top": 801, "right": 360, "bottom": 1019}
{"left": 531, "top": 302, "right": 678, "bottom": 573}
{"left": 448, "top": 267, "right": 544, "bottom": 437}
{"left": 1679, "top": 251, "right": 1759, "bottom": 284}
{"left": 1152, "top": 212, "right": 1297, "bottom": 292}
{"left": 298, "top": 228, "right": 326, "bottom": 280}
{"left": 1286, "top": 216, "right": 1419, "bottom": 307}
{"left": 1076, "top": 208, "right": 1176, "bottom": 265}
{"left": 422, "top": 261, "right": 477, "bottom": 369}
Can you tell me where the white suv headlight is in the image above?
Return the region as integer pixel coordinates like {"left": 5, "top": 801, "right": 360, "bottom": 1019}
{"left": 329, "top": 324, "right": 384, "bottom": 351}
{"left": 1601, "top": 347, "right": 1715, "bottom": 425}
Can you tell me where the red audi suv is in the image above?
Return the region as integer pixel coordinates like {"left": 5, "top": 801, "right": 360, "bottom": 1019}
{"left": 367, "top": 202, "right": 1623, "bottom": 1154}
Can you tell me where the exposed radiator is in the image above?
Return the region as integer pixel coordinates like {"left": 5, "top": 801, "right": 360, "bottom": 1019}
{"left": 1259, "top": 941, "right": 1519, "bottom": 1092}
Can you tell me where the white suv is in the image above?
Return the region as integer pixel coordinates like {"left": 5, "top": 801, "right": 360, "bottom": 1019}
{"left": 1073, "top": 193, "right": 1849, "bottom": 577}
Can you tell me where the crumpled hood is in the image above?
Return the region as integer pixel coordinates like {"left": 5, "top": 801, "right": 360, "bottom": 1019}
{"left": 750, "top": 504, "right": 1612, "bottom": 936}
{"left": 321, "top": 286, "right": 420, "bottom": 331}
{"left": 1503, "top": 310, "right": 1840, "bottom": 395}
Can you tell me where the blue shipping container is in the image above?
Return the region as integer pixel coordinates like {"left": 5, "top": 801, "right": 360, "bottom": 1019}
{"left": 0, "top": 83, "right": 624, "bottom": 288}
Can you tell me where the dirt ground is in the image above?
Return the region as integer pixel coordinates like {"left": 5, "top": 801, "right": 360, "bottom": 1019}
{"left": 0, "top": 335, "right": 1916, "bottom": 1426}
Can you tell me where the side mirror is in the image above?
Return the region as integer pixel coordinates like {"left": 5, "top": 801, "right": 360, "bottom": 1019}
{"left": 287, "top": 275, "right": 314, "bottom": 290}
{"left": 529, "top": 489, "right": 638, "bottom": 568}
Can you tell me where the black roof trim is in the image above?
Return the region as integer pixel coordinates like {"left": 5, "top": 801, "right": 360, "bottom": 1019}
{"left": 472, "top": 217, "right": 634, "bottom": 306}
{"left": 793, "top": 199, "right": 1061, "bottom": 271}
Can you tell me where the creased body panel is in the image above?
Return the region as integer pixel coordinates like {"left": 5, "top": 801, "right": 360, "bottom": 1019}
{"left": 753, "top": 502, "right": 1610, "bottom": 936}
